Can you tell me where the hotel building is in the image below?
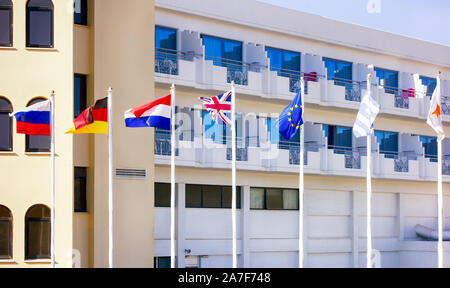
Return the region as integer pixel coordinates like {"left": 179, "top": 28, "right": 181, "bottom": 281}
{"left": 153, "top": 0, "right": 450, "bottom": 268}
{"left": 0, "top": 0, "right": 450, "bottom": 268}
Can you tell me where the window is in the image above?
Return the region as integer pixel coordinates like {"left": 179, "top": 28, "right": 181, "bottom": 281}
{"left": 374, "top": 130, "right": 398, "bottom": 158}
{"left": 155, "top": 183, "right": 170, "bottom": 207}
{"left": 201, "top": 35, "right": 244, "bottom": 84}
{"left": 74, "top": 167, "right": 87, "bottom": 212}
{"left": 0, "top": 205, "right": 12, "bottom": 259}
{"left": 25, "top": 98, "right": 50, "bottom": 152}
{"left": 74, "top": 0, "right": 87, "bottom": 26}
{"left": 374, "top": 68, "right": 398, "bottom": 94}
{"left": 420, "top": 76, "right": 437, "bottom": 98}
{"left": 266, "top": 47, "right": 300, "bottom": 75}
{"left": 26, "top": 0, "right": 54, "bottom": 48}
{"left": 74, "top": 74, "right": 87, "bottom": 118}
{"left": 25, "top": 205, "right": 50, "bottom": 260}
{"left": 323, "top": 124, "right": 352, "bottom": 153}
{"left": 186, "top": 184, "right": 241, "bottom": 209}
{"left": 250, "top": 187, "right": 298, "bottom": 210}
{"left": 154, "top": 256, "right": 171, "bottom": 268}
{"left": 323, "top": 58, "right": 352, "bottom": 84}
{"left": 203, "top": 110, "right": 243, "bottom": 146}
{"left": 0, "top": 97, "right": 12, "bottom": 151}
{"left": 155, "top": 26, "right": 177, "bottom": 75}
{"left": 0, "top": 0, "right": 12, "bottom": 47}
{"left": 419, "top": 136, "right": 437, "bottom": 162}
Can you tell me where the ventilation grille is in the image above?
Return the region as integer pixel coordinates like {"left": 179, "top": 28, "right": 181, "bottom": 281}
{"left": 115, "top": 168, "right": 147, "bottom": 179}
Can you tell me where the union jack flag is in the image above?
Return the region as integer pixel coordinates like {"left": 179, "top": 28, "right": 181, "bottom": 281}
{"left": 199, "top": 91, "right": 232, "bottom": 125}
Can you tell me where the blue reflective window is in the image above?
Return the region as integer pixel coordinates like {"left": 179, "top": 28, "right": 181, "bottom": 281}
{"left": 326, "top": 125, "right": 352, "bottom": 153}
{"left": 155, "top": 26, "right": 176, "bottom": 51}
{"left": 323, "top": 58, "right": 352, "bottom": 84}
{"left": 155, "top": 26, "right": 177, "bottom": 75}
{"left": 203, "top": 111, "right": 242, "bottom": 145}
{"left": 266, "top": 47, "right": 300, "bottom": 75}
{"left": 420, "top": 76, "right": 437, "bottom": 98}
{"left": 419, "top": 136, "right": 437, "bottom": 162}
{"left": 374, "top": 68, "right": 398, "bottom": 94}
{"left": 201, "top": 35, "right": 242, "bottom": 67}
{"left": 375, "top": 130, "right": 398, "bottom": 158}
{"left": 74, "top": 0, "right": 87, "bottom": 26}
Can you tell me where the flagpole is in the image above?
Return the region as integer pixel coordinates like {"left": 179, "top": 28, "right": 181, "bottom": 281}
{"left": 231, "top": 81, "right": 237, "bottom": 268}
{"left": 170, "top": 84, "right": 176, "bottom": 268}
{"left": 366, "top": 73, "right": 373, "bottom": 268}
{"left": 107, "top": 87, "right": 114, "bottom": 268}
{"left": 50, "top": 91, "right": 56, "bottom": 268}
{"left": 299, "top": 77, "right": 305, "bottom": 268}
{"left": 437, "top": 72, "right": 443, "bottom": 268}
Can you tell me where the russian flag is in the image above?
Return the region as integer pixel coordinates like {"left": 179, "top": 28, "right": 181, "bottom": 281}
{"left": 124, "top": 95, "right": 171, "bottom": 130}
{"left": 12, "top": 100, "right": 51, "bottom": 135}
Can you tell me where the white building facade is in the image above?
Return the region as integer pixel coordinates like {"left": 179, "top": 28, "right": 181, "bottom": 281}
{"left": 153, "top": 0, "right": 450, "bottom": 268}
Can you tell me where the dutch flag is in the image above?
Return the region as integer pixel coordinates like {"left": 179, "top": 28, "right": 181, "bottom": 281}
{"left": 124, "top": 95, "right": 171, "bottom": 130}
{"left": 12, "top": 100, "right": 51, "bottom": 135}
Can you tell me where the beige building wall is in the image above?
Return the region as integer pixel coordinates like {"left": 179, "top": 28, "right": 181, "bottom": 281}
{"left": 91, "top": 0, "right": 155, "bottom": 268}
{"left": 0, "top": 0, "right": 74, "bottom": 267}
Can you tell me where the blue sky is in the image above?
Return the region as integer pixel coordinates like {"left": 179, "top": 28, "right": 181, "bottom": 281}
{"left": 257, "top": 0, "right": 449, "bottom": 47}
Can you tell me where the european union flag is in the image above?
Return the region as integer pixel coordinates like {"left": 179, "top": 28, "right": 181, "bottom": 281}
{"left": 278, "top": 89, "right": 304, "bottom": 140}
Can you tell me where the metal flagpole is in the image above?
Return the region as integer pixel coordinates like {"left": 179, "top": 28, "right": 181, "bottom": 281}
{"left": 231, "top": 81, "right": 237, "bottom": 268}
{"left": 50, "top": 91, "right": 56, "bottom": 268}
{"left": 437, "top": 72, "right": 443, "bottom": 268}
{"left": 366, "top": 73, "right": 373, "bottom": 268}
{"left": 170, "top": 84, "right": 176, "bottom": 268}
{"left": 107, "top": 87, "right": 114, "bottom": 268}
{"left": 299, "top": 77, "right": 305, "bottom": 268}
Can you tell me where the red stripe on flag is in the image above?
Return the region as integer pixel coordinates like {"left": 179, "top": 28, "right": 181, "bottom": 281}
{"left": 16, "top": 121, "right": 50, "bottom": 136}
{"left": 130, "top": 95, "right": 171, "bottom": 118}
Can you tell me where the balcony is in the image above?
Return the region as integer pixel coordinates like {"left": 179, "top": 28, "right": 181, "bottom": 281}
{"left": 155, "top": 48, "right": 179, "bottom": 75}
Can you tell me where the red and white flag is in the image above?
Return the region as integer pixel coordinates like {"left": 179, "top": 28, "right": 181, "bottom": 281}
{"left": 427, "top": 76, "right": 445, "bottom": 140}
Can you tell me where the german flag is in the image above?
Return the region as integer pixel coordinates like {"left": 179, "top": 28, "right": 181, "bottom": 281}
{"left": 66, "top": 97, "right": 108, "bottom": 134}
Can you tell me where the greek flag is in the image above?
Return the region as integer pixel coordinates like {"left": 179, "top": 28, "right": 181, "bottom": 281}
{"left": 353, "top": 93, "right": 380, "bottom": 138}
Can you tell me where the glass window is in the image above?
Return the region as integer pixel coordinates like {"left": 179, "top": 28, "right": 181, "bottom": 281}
{"left": 26, "top": 0, "right": 54, "bottom": 48}
{"left": 266, "top": 47, "right": 300, "bottom": 76}
{"left": 154, "top": 257, "right": 171, "bottom": 268}
{"left": 201, "top": 35, "right": 242, "bottom": 68}
{"left": 202, "top": 185, "right": 221, "bottom": 208}
{"left": 25, "top": 205, "right": 50, "bottom": 260}
{"left": 186, "top": 184, "right": 202, "bottom": 208}
{"left": 0, "top": 205, "right": 12, "bottom": 259}
{"left": 0, "top": 97, "right": 13, "bottom": 151}
{"left": 186, "top": 184, "right": 241, "bottom": 208}
{"left": 74, "top": 0, "right": 87, "bottom": 26}
{"left": 74, "top": 167, "right": 87, "bottom": 212}
{"left": 326, "top": 125, "right": 352, "bottom": 153}
{"left": 266, "top": 188, "right": 283, "bottom": 209}
{"left": 323, "top": 58, "right": 352, "bottom": 84}
{"left": 74, "top": 74, "right": 87, "bottom": 118}
{"left": 203, "top": 110, "right": 226, "bottom": 145}
{"left": 250, "top": 188, "right": 264, "bottom": 209}
{"left": 155, "top": 26, "right": 176, "bottom": 51}
{"left": 250, "top": 187, "right": 298, "bottom": 210}
{"left": 0, "top": 0, "right": 12, "bottom": 47}
{"left": 375, "top": 130, "right": 398, "bottom": 158}
{"left": 155, "top": 183, "right": 170, "bottom": 207}
{"left": 374, "top": 68, "right": 398, "bottom": 94}
{"left": 419, "top": 136, "right": 437, "bottom": 162}
{"left": 420, "top": 76, "right": 437, "bottom": 98}
{"left": 26, "top": 98, "right": 50, "bottom": 152}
